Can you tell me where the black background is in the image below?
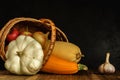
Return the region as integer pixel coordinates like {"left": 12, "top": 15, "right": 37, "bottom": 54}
{"left": 0, "top": 1, "right": 120, "bottom": 70}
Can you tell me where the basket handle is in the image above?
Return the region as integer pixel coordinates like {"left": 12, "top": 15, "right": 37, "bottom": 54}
{"left": 39, "top": 18, "right": 56, "bottom": 65}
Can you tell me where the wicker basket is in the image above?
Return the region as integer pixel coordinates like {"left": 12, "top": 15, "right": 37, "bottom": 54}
{"left": 0, "top": 17, "right": 68, "bottom": 65}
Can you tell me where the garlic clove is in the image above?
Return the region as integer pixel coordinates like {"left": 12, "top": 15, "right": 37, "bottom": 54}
{"left": 103, "top": 63, "right": 115, "bottom": 73}
{"left": 98, "top": 64, "right": 104, "bottom": 73}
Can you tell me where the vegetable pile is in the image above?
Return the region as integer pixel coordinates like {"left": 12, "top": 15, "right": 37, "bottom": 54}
{"left": 4, "top": 27, "right": 88, "bottom": 75}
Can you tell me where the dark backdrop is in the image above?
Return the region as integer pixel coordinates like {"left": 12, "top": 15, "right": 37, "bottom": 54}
{"left": 0, "top": 1, "right": 120, "bottom": 70}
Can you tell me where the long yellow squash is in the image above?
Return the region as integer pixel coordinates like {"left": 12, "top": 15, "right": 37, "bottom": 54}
{"left": 44, "top": 41, "right": 84, "bottom": 63}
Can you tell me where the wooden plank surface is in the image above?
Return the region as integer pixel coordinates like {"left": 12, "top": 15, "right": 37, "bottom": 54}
{"left": 0, "top": 70, "right": 120, "bottom": 80}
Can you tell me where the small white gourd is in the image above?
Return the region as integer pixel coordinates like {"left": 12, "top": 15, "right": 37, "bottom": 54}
{"left": 5, "top": 35, "right": 44, "bottom": 75}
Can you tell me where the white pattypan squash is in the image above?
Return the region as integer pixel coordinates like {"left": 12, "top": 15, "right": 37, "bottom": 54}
{"left": 5, "top": 35, "right": 44, "bottom": 75}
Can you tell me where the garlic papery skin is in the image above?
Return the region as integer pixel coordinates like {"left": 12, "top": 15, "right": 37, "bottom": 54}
{"left": 98, "top": 52, "right": 115, "bottom": 74}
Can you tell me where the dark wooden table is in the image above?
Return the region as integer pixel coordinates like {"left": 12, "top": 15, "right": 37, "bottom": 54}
{"left": 0, "top": 70, "right": 120, "bottom": 80}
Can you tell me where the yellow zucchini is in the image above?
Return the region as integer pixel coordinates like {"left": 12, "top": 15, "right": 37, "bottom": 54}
{"left": 44, "top": 41, "right": 84, "bottom": 63}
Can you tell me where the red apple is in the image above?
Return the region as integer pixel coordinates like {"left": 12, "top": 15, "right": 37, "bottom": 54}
{"left": 7, "top": 28, "right": 19, "bottom": 42}
{"left": 21, "top": 31, "right": 32, "bottom": 36}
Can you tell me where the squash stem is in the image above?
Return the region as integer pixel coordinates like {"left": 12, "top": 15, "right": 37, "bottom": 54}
{"left": 17, "top": 51, "right": 23, "bottom": 57}
{"left": 78, "top": 63, "right": 88, "bottom": 71}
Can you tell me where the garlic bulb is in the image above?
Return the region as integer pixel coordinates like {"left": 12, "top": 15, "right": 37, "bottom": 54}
{"left": 98, "top": 52, "right": 115, "bottom": 74}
